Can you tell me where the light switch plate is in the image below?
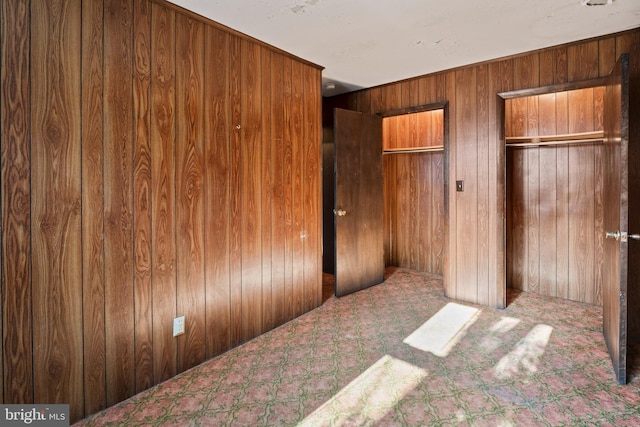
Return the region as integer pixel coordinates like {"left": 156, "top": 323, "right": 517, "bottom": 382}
{"left": 456, "top": 180, "right": 464, "bottom": 192}
{"left": 173, "top": 316, "right": 185, "bottom": 337}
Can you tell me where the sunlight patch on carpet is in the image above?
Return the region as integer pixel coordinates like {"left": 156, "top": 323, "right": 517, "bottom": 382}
{"left": 298, "top": 355, "right": 427, "bottom": 426}
{"left": 403, "top": 302, "right": 480, "bottom": 357}
{"left": 493, "top": 324, "right": 553, "bottom": 379}
{"left": 481, "top": 316, "right": 522, "bottom": 351}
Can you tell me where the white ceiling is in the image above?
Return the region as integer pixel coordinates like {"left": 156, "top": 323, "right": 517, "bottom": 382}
{"left": 168, "top": 0, "right": 640, "bottom": 96}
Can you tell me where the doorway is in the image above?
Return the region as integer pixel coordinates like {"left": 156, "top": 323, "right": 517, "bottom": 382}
{"left": 321, "top": 103, "right": 448, "bottom": 299}
{"left": 504, "top": 86, "right": 606, "bottom": 305}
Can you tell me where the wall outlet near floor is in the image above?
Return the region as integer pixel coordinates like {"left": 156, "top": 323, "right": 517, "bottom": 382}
{"left": 173, "top": 316, "right": 185, "bottom": 337}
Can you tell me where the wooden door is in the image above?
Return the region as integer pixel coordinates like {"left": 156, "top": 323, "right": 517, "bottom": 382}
{"left": 602, "top": 54, "right": 631, "bottom": 384}
{"left": 334, "top": 108, "right": 384, "bottom": 297}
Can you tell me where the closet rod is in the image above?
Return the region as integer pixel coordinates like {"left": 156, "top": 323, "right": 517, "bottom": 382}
{"left": 383, "top": 145, "right": 444, "bottom": 154}
{"left": 506, "top": 138, "right": 604, "bottom": 148}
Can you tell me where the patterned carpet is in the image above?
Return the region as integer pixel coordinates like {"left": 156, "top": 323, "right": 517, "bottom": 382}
{"left": 76, "top": 268, "right": 640, "bottom": 426}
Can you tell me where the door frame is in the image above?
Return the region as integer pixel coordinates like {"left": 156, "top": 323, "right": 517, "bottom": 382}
{"left": 496, "top": 76, "right": 607, "bottom": 309}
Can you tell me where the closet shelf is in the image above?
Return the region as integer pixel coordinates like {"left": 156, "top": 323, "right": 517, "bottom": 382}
{"left": 383, "top": 145, "right": 444, "bottom": 154}
{"left": 506, "top": 130, "right": 604, "bottom": 147}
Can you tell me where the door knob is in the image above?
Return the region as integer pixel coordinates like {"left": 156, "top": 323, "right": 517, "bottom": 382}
{"left": 605, "top": 231, "right": 621, "bottom": 241}
{"left": 333, "top": 208, "right": 347, "bottom": 217}
{"left": 606, "top": 231, "right": 640, "bottom": 242}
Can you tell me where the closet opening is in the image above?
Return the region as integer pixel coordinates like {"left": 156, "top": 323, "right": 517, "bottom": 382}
{"left": 502, "top": 84, "right": 606, "bottom": 306}
{"left": 380, "top": 103, "right": 448, "bottom": 276}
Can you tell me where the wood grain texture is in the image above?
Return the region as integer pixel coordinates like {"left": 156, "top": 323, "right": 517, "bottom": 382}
{"left": 488, "top": 61, "right": 504, "bottom": 308}
{"left": 334, "top": 109, "right": 384, "bottom": 296}
{"left": 1, "top": 0, "right": 33, "bottom": 405}
{"left": 291, "top": 59, "right": 305, "bottom": 319}
{"left": 455, "top": 67, "right": 478, "bottom": 302}
{"left": 476, "top": 64, "right": 490, "bottom": 305}
{"left": 444, "top": 70, "right": 456, "bottom": 300}
{"left": 537, "top": 93, "right": 557, "bottom": 298}
{"left": 176, "top": 14, "right": 206, "bottom": 372}
{"left": 568, "top": 41, "right": 599, "bottom": 81}
{"left": 282, "top": 56, "right": 294, "bottom": 322}
{"left": 303, "top": 65, "right": 321, "bottom": 311}
{"left": 270, "top": 53, "right": 286, "bottom": 326}
{"left": 261, "top": 47, "right": 274, "bottom": 330}
{"left": 568, "top": 88, "right": 595, "bottom": 304}
{"left": 81, "top": 0, "right": 107, "bottom": 412}
{"left": 150, "top": 2, "right": 177, "bottom": 383}
{"left": 132, "top": 0, "right": 153, "bottom": 393}
{"left": 2, "top": 0, "right": 324, "bottom": 421}
{"left": 229, "top": 34, "right": 242, "bottom": 345}
{"left": 203, "top": 24, "right": 231, "bottom": 357}
{"left": 241, "top": 39, "right": 263, "bottom": 341}
{"left": 555, "top": 92, "right": 570, "bottom": 300}
{"left": 104, "top": 0, "right": 135, "bottom": 407}
{"left": 31, "top": 0, "right": 84, "bottom": 420}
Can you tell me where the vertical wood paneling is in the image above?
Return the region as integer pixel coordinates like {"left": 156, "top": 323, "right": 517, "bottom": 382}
{"left": 241, "top": 39, "right": 263, "bottom": 341}
{"left": 82, "top": 0, "right": 106, "bottom": 412}
{"left": 538, "top": 93, "right": 557, "bottom": 298}
{"left": 270, "top": 53, "right": 286, "bottom": 326}
{"left": 554, "top": 47, "right": 568, "bottom": 84}
{"left": 527, "top": 96, "right": 540, "bottom": 296}
{"left": 476, "top": 65, "right": 490, "bottom": 305}
{"left": 175, "top": 14, "right": 205, "bottom": 372}
{"left": 444, "top": 70, "right": 457, "bottom": 299}
{"left": 291, "top": 60, "right": 305, "bottom": 319}
{"left": 599, "top": 38, "right": 616, "bottom": 77}
{"left": 420, "top": 154, "right": 431, "bottom": 271}
{"left": 593, "top": 86, "right": 605, "bottom": 305}
{"left": 132, "top": 0, "right": 153, "bottom": 392}
{"left": 150, "top": 3, "right": 177, "bottom": 383}
{"left": 487, "top": 61, "right": 503, "bottom": 308}
{"left": 383, "top": 154, "right": 396, "bottom": 266}
{"left": 509, "top": 147, "right": 527, "bottom": 290}
{"left": 556, "top": 91, "right": 570, "bottom": 300}
{"left": 303, "top": 66, "right": 321, "bottom": 310}
{"left": 2, "top": 0, "right": 323, "bottom": 421}
{"left": 568, "top": 41, "right": 599, "bottom": 81}
{"left": 31, "top": 0, "right": 84, "bottom": 419}
{"left": 282, "top": 56, "right": 294, "bottom": 322}
{"left": 203, "top": 25, "right": 230, "bottom": 357}
{"left": 455, "top": 67, "right": 478, "bottom": 302}
{"left": 1, "top": 0, "right": 33, "bottom": 405}
{"left": 104, "top": 0, "right": 135, "bottom": 406}
{"left": 261, "top": 48, "right": 273, "bottom": 330}
{"left": 229, "top": 35, "right": 242, "bottom": 345}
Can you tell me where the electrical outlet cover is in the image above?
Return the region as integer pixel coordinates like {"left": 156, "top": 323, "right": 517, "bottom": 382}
{"left": 173, "top": 316, "right": 185, "bottom": 337}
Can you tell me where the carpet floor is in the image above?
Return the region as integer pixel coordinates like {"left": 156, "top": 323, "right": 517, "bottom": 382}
{"left": 75, "top": 267, "right": 640, "bottom": 426}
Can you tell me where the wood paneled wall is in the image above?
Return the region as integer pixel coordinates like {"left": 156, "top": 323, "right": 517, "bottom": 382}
{"left": 383, "top": 109, "right": 444, "bottom": 150}
{"left": 1, "top": 0, "right": 322, "bottom": 422}
{"left": 327, "top": 28, "right": 640, "bottom": 308}
{"left": 506, "top": 88, "right": 605, "bottom": 305}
